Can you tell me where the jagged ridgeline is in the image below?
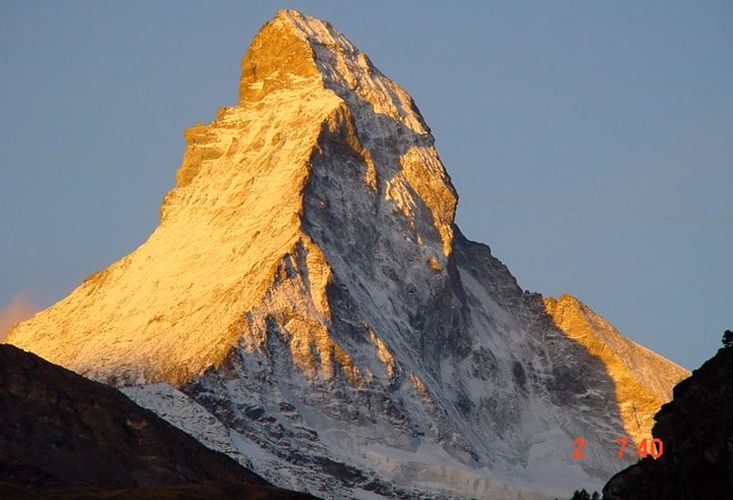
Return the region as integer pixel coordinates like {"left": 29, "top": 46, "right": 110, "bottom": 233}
{"left": 6, "top": 9, "right": 689, "bottom": 499}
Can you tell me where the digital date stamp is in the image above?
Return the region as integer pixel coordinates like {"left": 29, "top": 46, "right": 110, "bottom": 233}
{"left": 572, "top": 437, "right": 663, "bottom": 460}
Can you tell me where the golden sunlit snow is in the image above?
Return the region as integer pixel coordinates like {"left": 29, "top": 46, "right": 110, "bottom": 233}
{"left": 5, "top": 10, "right": 453, "bottom": 386}
{"left": 544, "top": 294, "right": 689, "bottom": 445}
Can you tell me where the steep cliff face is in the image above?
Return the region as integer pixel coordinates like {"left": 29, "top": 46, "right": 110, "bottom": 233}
{"left": 6, "top": 9, "right": 688, "bottom": 499}
{"left": 603, "top": 346, "right": 733, "bottom": 499}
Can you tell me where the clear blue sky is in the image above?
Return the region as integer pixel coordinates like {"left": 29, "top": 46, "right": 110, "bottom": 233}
{"left": 1, "top": 1, "right": 731, "bottom": 370}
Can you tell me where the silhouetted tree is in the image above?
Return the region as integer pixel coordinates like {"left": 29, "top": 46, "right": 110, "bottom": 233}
{"left": 571, "top": 489, "right": 591, "bottom": 500}
{"left": 723, "top": 329, "right": 733, "bottom": 348}
{"left": 592, "top": 492, "right": 601, "bottom": 500}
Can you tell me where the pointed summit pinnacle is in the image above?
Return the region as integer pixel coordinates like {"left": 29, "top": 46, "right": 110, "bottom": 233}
{"left": 239, "top": 9, "right": 430, "bottom": 136}
{"left": 238, "top": 10, "right": 321, "bottom": 102}
{"left": 6, "top": 8, "right": 457, "bottom": 383}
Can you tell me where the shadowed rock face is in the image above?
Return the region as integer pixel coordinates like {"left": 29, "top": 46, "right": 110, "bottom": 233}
{"left": 603, "top": 346, "right": 733, "bottom": 499}
{"left": 0, "top": 344, "right": 311, "bottom": 499}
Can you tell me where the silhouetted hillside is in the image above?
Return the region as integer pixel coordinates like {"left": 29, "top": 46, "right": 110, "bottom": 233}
{"left": 0, "top": 344, "right": 312, "bottom": 499}
{"left": 604, "top": 345, "right": 733, "bottom": 499}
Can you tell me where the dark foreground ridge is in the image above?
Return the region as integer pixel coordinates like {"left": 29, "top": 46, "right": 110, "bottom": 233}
{"left": 603, "top": 345, "right": 733, "bottom": 499}
{"left": 0, "top": 344, "right": 312, "bottom": 499}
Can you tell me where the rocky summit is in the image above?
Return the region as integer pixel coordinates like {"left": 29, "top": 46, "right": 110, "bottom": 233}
{"left": 6, "top": 9, "right": 689, "bottom": 499}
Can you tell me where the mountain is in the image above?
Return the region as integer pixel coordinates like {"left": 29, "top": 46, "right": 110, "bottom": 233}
{"left": 6, "top": 9, "right": 689, "bottom": 499}
{"left": 603, "top": 345, "right": 733, "bottom": 499}
{"left": 0, "top": 344, "right": 311, "bottom": 499}
{"left": 543, "top": 295, "right": 689, "bottom": 448}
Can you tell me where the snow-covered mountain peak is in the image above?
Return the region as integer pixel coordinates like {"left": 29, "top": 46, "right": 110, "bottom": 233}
{"left": 6, "top": 10, "right": 689, "bottom": 499}
{"left": 7, "top": 8, "right": 458, "bottom": 386}
{"left": 236, "top": 9, "right": 458, "bottom": 256}
{"left": 240, "top": 9, "right": 430, "bottom": 135}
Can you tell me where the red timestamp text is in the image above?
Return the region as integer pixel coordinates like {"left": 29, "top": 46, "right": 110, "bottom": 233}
{"left": 572, "top": 437, "right": 663, "bottom": 460}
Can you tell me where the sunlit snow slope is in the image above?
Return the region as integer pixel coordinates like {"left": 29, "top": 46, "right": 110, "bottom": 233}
{"left": 7, "top": 9, "right": 688, "bottom": 499}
